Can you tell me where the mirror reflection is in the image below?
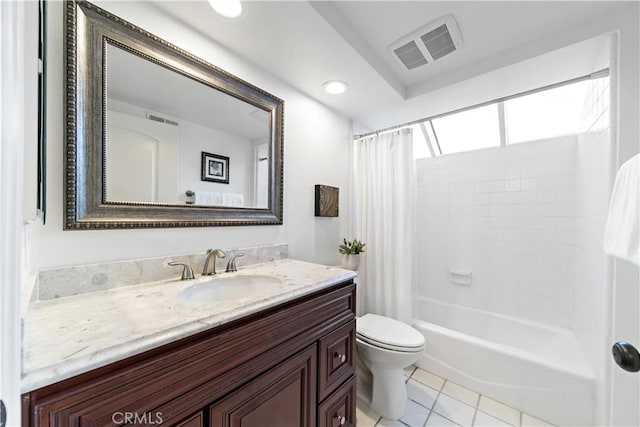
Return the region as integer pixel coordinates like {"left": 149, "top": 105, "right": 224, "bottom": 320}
{"left": 105, "top": 42, "right": 270, "bottom": 208}
{"left": 65, "top": 0, "right": 284, "bottom": 229}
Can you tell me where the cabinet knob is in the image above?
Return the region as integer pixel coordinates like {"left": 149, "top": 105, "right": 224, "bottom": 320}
{"left": 334, "top": 352, "right": 347, "bottom": 363}
{"left": 334, "top": 414, "right": 346, "bottom": 425}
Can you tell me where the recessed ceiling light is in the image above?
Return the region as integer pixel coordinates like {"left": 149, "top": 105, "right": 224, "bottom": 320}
{"left": 208, "top": 0, "right": 243, "bottom": 19}
{"left": 323, "top": 80, "right": 348, "bottom": 95}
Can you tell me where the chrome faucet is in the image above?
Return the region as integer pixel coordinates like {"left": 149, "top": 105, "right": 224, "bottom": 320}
{"left": 225, "top": 253, "right": 245, "bottom": 272}
{"left": 202, "top": 249, "right": 226, "bottom": 275}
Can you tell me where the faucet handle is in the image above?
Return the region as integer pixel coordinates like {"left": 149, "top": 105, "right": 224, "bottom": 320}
{"left": 225, "top": 253, "right": 245, "bottom": 272}
{"left": 168, "top": 261, "right": 195, "bottom": 280}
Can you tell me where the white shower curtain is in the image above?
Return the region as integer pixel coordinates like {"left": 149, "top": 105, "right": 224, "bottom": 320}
{"left": 353, "top": 128, "right": 416, "bottom": 324}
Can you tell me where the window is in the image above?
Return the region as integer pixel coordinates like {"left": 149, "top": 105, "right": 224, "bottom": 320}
{"left": 410, "top": 75, "right": 609, "bottom": 159}
{"left": 431, "top": 104, "right": 501, "bottom": 155}
{"left": 504, "top": 80, "right": 590, "bottom": 144}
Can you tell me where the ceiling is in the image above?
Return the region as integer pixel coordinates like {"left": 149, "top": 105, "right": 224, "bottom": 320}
{"left": 151, "top": 1, "right": 624, "bottom": 132}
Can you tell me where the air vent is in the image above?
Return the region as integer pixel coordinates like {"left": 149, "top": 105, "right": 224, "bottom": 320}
{"left": 389, "top": 14, "right": 462, "bottom": 70}
{"left": 393, "top": 41, "right": 428, "bottom": 70}
{"left": 146, "top": 111, "right": 179, "bottom": 127}
{"left": 421, "top": 24, "right": 456, "bottom": 60}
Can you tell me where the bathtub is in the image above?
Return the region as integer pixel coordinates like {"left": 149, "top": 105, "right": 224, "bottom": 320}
{"left": 413, "top": 297, "right": 597, "bottom": 426}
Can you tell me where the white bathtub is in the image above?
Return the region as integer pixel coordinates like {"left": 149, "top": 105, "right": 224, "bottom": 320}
{"left": 413, "top": 297, "right": 596, "bottom": 426}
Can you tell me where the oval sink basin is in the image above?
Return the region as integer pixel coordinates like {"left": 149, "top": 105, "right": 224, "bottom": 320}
{"left": 178, "top": 275, "right": 284, "bottom": 303}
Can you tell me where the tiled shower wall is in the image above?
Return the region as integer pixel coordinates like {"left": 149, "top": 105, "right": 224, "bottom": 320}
{"left": 415, "top": 136, "right": 580, "bottom": 328}
{"left": 415, "top": 68, "right": 612, "bottom": 333}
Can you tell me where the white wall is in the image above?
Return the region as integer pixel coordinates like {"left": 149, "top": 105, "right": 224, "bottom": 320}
{"left": 109, "top": 99, "right": 256, "bottom": 205}
{"left": 26, "top": 1, "right": 352, "bottom": 271}
{"left": 608, "top": 3, "right": 640, "bottom": 424}
{"left": 416, "top": 137, "right": 580, "bottom": 328}
{"left": 177, "top": 120, "right": 254, "bottom": 206}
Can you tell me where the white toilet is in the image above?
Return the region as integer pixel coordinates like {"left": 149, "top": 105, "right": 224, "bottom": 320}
{"left": 356, "top": 313, "right": 425, "bottom": 420}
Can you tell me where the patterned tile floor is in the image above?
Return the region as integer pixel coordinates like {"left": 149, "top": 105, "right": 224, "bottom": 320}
{"left": 356, "top": 366, "right": 556, "bottom": 427}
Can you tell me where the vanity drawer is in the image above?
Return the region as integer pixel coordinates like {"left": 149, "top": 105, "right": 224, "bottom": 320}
{"left": 318, "top": 320, "right": 355, "bottom": 401}
{"left": 318, "top": 375, "right": 356, "bottom": 427}
{"left": 174, "top": 412, "right": 203, "bottom": 427}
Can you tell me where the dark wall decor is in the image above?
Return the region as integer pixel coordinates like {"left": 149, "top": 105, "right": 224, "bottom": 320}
{"left": 314, "top": 185, "right": 339, "bottom": 217}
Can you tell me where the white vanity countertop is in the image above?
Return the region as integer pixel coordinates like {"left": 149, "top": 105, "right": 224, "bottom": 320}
{"left": 22, "top": 259, "right": 357, "bottom": 393}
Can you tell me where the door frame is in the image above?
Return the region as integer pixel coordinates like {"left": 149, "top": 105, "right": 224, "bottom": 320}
{"left": 0, "top": 1, "right": 27, "bottom": 425}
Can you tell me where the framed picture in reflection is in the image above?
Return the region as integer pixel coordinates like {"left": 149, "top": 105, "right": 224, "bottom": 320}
{"left": 201, "top": 152, "right": 229, "bottom": 184}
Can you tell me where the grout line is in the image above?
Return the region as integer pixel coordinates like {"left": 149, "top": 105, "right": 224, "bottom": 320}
{"left": 431, "top": 408, "right": 462, "bottom": 427}
{"left": 423, "top": 411, "right": 432, "bottom": 427}
{"left": 471, "top": 407, "right": 478, "bottom": 427}
{"left": 469, "top": 393, "right": 482, "bottom": 427}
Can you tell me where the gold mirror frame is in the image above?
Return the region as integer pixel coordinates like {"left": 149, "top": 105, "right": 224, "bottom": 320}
{"left": 64, "top": 1, "right": 284, "bottom": 229}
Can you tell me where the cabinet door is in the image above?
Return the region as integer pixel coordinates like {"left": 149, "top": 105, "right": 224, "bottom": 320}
{"left": 318, "top": 375, "right": 356, "bottom": 427}
{"left": 174, "top": 412, "right": 204, "bottom": 427}
{"left": 210, "top": 344, "right": 317, "bottom": 427}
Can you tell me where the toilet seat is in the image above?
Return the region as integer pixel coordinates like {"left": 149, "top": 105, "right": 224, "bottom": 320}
{"left": 356, "top": 314, "right": 424, "bottom": 352}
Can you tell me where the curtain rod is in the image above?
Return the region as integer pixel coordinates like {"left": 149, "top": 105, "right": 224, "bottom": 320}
{"left": 353, "top": 68, "right": 609, "bottom": 140}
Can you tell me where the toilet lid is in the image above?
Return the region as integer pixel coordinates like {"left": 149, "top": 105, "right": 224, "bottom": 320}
{"left": 356, "top": 314, "right": 425, "bottom": 351}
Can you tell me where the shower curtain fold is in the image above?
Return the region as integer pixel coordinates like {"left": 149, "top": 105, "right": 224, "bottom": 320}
{"left": 353, "top": 129, "right": 416, "bottom": 324}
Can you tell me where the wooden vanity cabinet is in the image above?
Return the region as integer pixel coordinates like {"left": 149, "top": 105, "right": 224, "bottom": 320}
{"left": 209, "top": 344, "right": 317, "bottom": 427}
{"left": 174, "top": 413, "right": 204, "bottom": 427}
{"left": 22, "top": 280, "right": 356, "bottom": 427}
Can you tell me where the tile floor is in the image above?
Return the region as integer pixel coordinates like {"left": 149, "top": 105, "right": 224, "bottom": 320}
{"left": 356, "top": 366, "right": 555, "bottom": 427}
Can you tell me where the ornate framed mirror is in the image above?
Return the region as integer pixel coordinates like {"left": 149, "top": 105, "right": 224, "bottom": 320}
{"left": 64, "top": 0, "right": 284, "bottom": 229}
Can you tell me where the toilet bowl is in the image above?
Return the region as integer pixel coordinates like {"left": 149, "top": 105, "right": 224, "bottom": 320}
{"left": 356, "top": 313, "right": 425, "bottom": 420}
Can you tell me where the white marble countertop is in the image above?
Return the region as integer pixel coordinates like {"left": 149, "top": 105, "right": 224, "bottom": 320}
{"left": 22, "top": 259, "right": 356, "bottom": 393}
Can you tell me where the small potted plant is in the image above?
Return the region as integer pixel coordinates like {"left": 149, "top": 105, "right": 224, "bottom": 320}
{"left": 338, "top": 238, "right": 366, "bottom": 271}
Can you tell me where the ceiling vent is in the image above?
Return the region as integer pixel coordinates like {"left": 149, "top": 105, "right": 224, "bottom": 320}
{"left": 390, "top": 14, "right": 462, "bottom": 70}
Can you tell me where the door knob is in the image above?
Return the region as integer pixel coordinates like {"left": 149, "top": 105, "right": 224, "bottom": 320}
{"left": 612, "top": 341, "right": 640, "bottom": 372}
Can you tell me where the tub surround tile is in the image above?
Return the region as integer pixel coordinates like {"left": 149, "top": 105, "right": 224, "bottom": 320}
{"left": 36, "top": 244, "right": 288, "bottom": 301}
{"left": 477, "top": 396, "right": 521, "bottom": 426}
{"left": 22, "top": 258, "right": 355, "bottom": 393}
